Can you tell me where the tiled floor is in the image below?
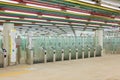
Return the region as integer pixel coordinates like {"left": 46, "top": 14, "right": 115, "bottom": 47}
{"left": 0, "top": 54, "right": 120, "bottom": 80}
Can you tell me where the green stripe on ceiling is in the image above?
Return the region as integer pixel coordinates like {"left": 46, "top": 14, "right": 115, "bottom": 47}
{"left": 39, "top": 0, "right": 120, "bottom": 15}
{"left": 0, "top": 1, "right": 119, "bottom": 23}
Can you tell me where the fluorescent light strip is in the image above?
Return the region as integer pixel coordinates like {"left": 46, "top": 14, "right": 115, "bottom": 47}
{"left": 106, "top": 23, "right": 118, "bottom": 25}
{"left": 67, "top": 10, "right": 91, "bottom": 15}
{"left": 0, "top": 16, "right": 20, "bottom": 19}
{"left": 70, "top": 18, "right": 88, "bottom": 22}
{"left": 42, "top": 15, "right": 66, "bottom": 19}
{"left": 89, "top": 20, "right": 105, "bottom": 23}
{"left": 24, "top": 18, "right": 39, "bottom": 21}
{"left": 71, "top": 22, "right": 86, "bottom": 25}
{"left": 55, "top": 24, "right": 70, "bottom": 26}
{"left": 0, "top": 0, "right": 18, "bottom": 4}
{"left": 102, "top": 1, "right": 120, "bottom": 6}
{"left": 5, "top": 10, "right": 38, "bottom": 16}
{"left": 50, "top": 21, "right": 68, "bottom": 23}
{"left": 114, "top": 18, "right": 120, "bottom": 21}
{"left": 24, "top": 18, "right": 47, "bottom": 22}
{"left": 35, "top": 23, "right": 53, "bottom": 25}
{"left": 72, "top": 26, "right": 82, "bottom": 27}
{"left": 79, "top": 0, "right": 96, "bottom": 4}
{"left": 10, "top": 21, "right": 31, "bottom": 24}
{"left": 22, "top": 24, "right": 37, "bottom": 26}
{"left": 88, "top": 24, "right": 100, "bottom": 27}
{"left": 26, "top": 3, "right": 61, "bottom": 11}
{"left": 101, "top": 4, "right": 120, "bottom": 10}
{"left": 69, "top": 18, "right": 79, "bottom": 21}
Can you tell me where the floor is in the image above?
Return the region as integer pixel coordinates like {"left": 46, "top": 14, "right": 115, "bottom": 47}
{"left": 0, "top": 54, "right": 120, "bottom": 80}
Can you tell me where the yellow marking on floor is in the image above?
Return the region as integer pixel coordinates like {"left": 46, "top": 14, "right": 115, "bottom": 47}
{"left": 16, "top": 65, "right": 30, "bottom": 69}
{"left": 0, "top": 65, "right": 32, "bottom": 77}
{"left": 0, "top": 70, "right": 31, "bottom": 77}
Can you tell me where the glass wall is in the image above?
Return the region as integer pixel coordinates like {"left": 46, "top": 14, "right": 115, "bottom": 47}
{"left": 31, "top": 35, "right": 101, "bottom": 64}
{"left": 104, "top": 32, "right": 120, "bottom": 54}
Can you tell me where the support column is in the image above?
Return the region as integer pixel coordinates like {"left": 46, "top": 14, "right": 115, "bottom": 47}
{"left": 3, "top": 23, "right": 16, "bottom": 67}
{"left": 26, "top": 32, "right": 33, "bottom": 65}
{"left": 95, "top": 29, "right": 104, "bottom": 56}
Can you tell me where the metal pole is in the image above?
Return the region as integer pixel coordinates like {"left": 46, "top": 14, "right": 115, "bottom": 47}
{"left": 53, "top": 50, "right": 56, "bottom": 62}
{"left": 94, "top": 48, "right": 96, "bottom": 57}
{"left": 76, "top": 48, "right": 78, "bottom": 59}
{"left": 82, "top": 48, "right": 84, "bottom": 59}
{"left": 69, "top": 49, "right": 71, "bottom": 60}
{"left": 88, "top": 48, "right": 91, "bottom": 58}
{"left": 62, "top": 49, "right": 64, "bottom": 61}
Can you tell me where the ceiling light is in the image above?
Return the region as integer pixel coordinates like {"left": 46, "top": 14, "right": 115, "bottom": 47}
{"left": 102, "top": 1, "right": 120, "bottom": 7}
{"left": 114, "top": 18, "right": 120, "bottom": 21}
{"left": 55, "top": 24, "right": 70, "bottom": 26}
{"left": 26, "top": 3, "right": 61, "bottom": 11}
{"left": 71, "top": 22, "right": 86, "bottom": 25}
{"left": 88, "top": 24, "right": 100, "bottom": 27}
{"left": 10, "top": 21, "right": 31, "bottom": 24}
{"left": 0, "top": 0, "right": 18, "bottom": 4}
{"left": 106, "top": 23, "right": 118, "bottom": 25}
{"left": 89, "top": 20, "right": 105, "bottom": 23}
{"left": 22, "top": 24, "right": 37, "bottom": 26}
{"left": 42, "top": 15, "right": 65, "bottom": 19}
{"left": 35, "top": 23, "right": 53, "bottom": 25}
{"left": 67, "top": 10, "right": 91, "bottom": 15}
{"left": 50, "top": 21, "right": 68, "bottom": 23}
{"left": 0, "top": 16, "right": 20, "bottom": 19}
{"left": 101, "top": 4, "right": 120, "bottom": 10}
{"left": 24, "top": 18, "right": 47, "bottom": 22}
{"left": 79, "top": 0, "right": 96, "bottom": 4}
{"left": 5, "top": 10, "right": 38, "bottom": 16}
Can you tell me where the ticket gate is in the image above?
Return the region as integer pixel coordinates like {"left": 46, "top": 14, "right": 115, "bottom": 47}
{"left": 0, "top": 52, "right": 3, "bottom": 68}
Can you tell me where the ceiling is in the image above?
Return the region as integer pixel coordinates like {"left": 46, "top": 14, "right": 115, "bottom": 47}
{"left": 0, "top": 0, "right": 120, "bottom": 35}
